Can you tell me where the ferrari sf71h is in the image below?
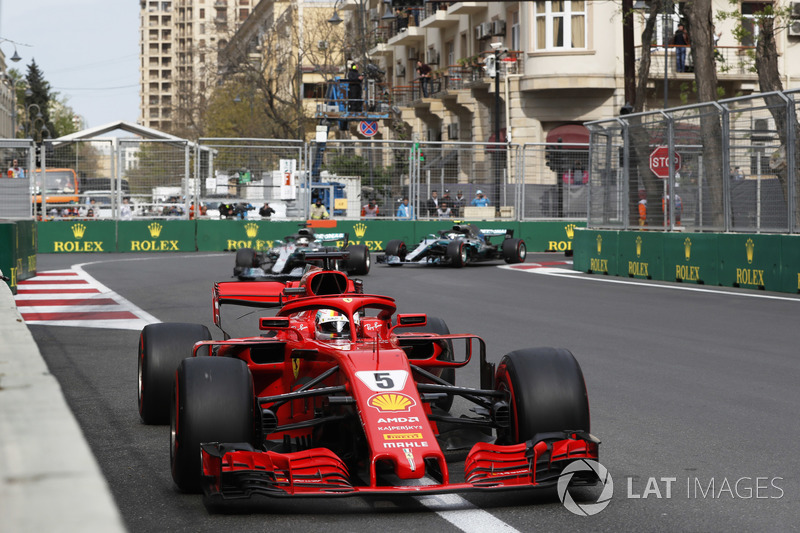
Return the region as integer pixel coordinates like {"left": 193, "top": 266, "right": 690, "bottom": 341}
{"left": 137, "top": 254, "right": 597, "bottom": 509}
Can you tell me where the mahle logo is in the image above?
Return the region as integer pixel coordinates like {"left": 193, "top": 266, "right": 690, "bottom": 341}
{"left": 353, "top": 222, "right": 367, "bottom": 238}
{"left": 71, "top": 223, "right": 86, "bottom": 239}
{"left": 245, "top": 223, "right": 259, "bottom": 238}
{"left": 558, "top": 459, "right": 614, "bottom": 516}
{"left": 148, "top": 222, "right": 163, "bottom": 238}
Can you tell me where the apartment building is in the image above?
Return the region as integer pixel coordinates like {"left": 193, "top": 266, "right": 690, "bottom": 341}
{"left": 139, "top": 0, "right": 257, "bottom": 135}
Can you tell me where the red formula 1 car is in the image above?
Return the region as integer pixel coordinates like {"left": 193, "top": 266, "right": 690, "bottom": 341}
{"left": 137, "top": 253, "right": 599, "bottom": 509}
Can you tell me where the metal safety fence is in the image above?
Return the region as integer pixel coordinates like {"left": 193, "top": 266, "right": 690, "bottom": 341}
{"left": 587, "top": 88, "right": 800, "bottom": 233}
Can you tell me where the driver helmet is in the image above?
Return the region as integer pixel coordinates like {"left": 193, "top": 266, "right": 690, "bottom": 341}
{"left": 296, "top": 236, "right": 311, "bottom": 246}
{"left": 315, "top": 309, "right": 350, "bottom": 340}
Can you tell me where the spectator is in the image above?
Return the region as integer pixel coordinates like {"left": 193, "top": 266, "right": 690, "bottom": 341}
{"left": 89, "top": 199, "right": 101, "bottom": 218}
{"left": 416, "top": 60, "right": 432, "bottom": 98}
{"left": 361, "top": 199, "right": 379, "bottom": 218}
{"left": 426, "top": 190, "right": 439, "bottom": 217}
{"left": 437, "top": 201, "right": 452, "bottom": 219}
{"left": 120, "top": 197, "right": 133, "bottom": 221}
{"left": 638, "top": 189, "right": 647, "bottom": 227}
{"left": 347, "top": 63, "right": 363, "bottom": 112}
{"left": 396, "top": 197, "right": 414, "bottom": 219}
{"left": 452, "top": 190, "right": 466, "bottom": 216}
{"left": 563, "top": 163, "right": 588, "bottom": 185}
{"left": 672, "top": 23, "right": 689, "bottom": 73}
{"left": 442, "top": 189, "right": 452, "bottom": 205}
{"left": 470, "top": 189, "right": 490, "bottom": 207}
{"left": 310, "top": 198, "right": 329, "bottom": 220}
{"left": 259, "top": 202, "right": 276, "bottom": 218}
{"left": 7, "top": 159, "right": 24, "bottom": 178}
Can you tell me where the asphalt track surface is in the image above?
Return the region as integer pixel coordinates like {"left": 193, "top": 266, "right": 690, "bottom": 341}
{"left": 29, "top": 252, "right": 800, "bottom": 532}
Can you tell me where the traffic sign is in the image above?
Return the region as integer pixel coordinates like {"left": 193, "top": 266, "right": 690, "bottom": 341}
{"left": 358, "top": 121, "right": 378, "bottom": 137}
{"left": 649, "top": 145, "right": 681, "bottom": 179}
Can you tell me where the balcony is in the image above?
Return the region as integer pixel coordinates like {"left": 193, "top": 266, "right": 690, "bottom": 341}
{"left": 635, "top": 45, "right": 756, "bottom": 79}
{"left": 420, "top": 3, "right": 458, "bottom": 29}
{"left": 447, "top": 2, "right": 485, "bottom": 16}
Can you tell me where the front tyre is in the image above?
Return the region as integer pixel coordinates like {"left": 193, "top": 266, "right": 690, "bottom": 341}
{"left": 138, "top": 322, "right": 211, "bottom": 425}
{"left": 502, "top": 238, "right": 527, "bottom": 264}
{"left": 446, "top": 240, "right": 466, "bottom": 268}
{"left": 171, "top": 357, "right": 255, "bottom": 493}
{"left": 495, "top": 347, "right": 589, "bottom": 444}
{"left": 385, "top": 239, "right": 407, "bottom": 261}
{"left": 403, "top": 316, "right": 456, "bottom": 412}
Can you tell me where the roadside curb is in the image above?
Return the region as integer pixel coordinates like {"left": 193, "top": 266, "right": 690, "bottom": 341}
{"left": 0, "top": 281, "right": 126, "bottom": 532}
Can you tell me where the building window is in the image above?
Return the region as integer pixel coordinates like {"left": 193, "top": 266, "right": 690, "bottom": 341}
{"left": 533, "top": 0, "right": 586, "bottom": 50}
{"left": 200, "top": 8, "right": 205, "bottom": 18}
{"left": 741, "top": 2, "right": 771, "bottom": 47}
{"left": 510, "top": 10, "right": 520, "bottom": 51}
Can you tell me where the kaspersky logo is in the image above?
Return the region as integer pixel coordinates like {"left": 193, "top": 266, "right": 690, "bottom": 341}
{"left": 745, "top": 238, "right": 755, "bottom": 264}
{"left": 148, "top": 222, "right": 163, "bottom": 238}
{"left": 565, "top": 224, "right": 576, "bottom": 240}
{"left": 245, "top": 223, "right": 259, "bottom": 238}
{"left": 684, "top": 237, "right": 692, "bottom": 261}
{"left": 353, "top": 222, "right": 367, "bottom": 238}
{"left": 71, "top": 223, "right": 86, "bottom": 239}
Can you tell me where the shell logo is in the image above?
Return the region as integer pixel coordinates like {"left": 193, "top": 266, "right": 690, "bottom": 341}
{"left": 368, "top": 393, "right": 416, "bottom": 413}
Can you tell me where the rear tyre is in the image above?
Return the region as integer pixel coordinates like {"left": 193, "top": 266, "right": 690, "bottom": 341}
{"left": 446, "top": 240, "right": 466, "bottom": 268}
{"left": 404, "top": 316, "right": 456, "bottom": 411}
{"left": 138, "top": 323, "right": 211, "bottom": 425}
{"left": 346, "top": 244, "right": 371, "bottom": 275}
{"left": 171, "top": 357, "right": 255, "bottom": 493}
{"left": 502, "top": 238, "right": 527, "bottom": 264}
{"left": 495, "top": 347, "right": 589, "bottom": 444}
{"left": 385, "top": 239, "right": 407, "bottom": 261}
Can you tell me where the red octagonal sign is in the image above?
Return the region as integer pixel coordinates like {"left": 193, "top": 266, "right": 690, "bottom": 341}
{"left": 649, "top": 145, "right": 681, "bottom": 179}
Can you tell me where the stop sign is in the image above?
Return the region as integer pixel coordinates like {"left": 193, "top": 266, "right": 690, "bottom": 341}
{"left": 649, "top": 145, "right": 681, "bottom": 179}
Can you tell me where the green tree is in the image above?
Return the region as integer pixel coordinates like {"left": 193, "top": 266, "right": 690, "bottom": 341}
{"left": 21, "top": 59, "right": 56, "bottom": 140}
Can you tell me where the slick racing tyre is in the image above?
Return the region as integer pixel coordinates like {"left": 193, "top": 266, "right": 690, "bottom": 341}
{"left": 234, "top": 247, "right": 258, "bottom": 276}
{"left": 446, "top": 240, "right": 467, "bottom": 268}
{"left": 495, "top": 348, "right": 589, "bottom": 444}
{"left": 138, "top": 322, "right": 211, "bottom": 425}
{"left": 502, "top": 238, "right": 527, "bottom": 264}
{"left": 385, "top": 239, "right": 407, "bottom": 261}
{"left": 404, "top": 316, "right": 456, "bottom": 412}
{"left": 346, "top": 244, "right": 371, "bottom": 276}
{"left": 171, "top": 357, "right": 255, "bottom": 493}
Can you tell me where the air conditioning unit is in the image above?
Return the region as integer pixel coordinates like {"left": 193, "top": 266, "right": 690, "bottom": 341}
{"left": 480, "top": 22, "right": 493, "bottom": 40}
{"left": 792, "top": 2, "right": 800, "bottom": 18}
{"left": 318, "top": 40, "right": 328, "bottom": 50}
{"left": 448, "top": 123, "right": 459, "bottom": 140}
{"left": 396, "top": 63, "right": 406, "bottom": 77}
{"left": 492, "top": 20, "right": 506, "bottom": 36}
{"left": 426, "top": 48, "right": 439, "bottom": 64}
{"left": 408, "top": 47, "right": 418, "bottom": 60}
{"left": 790, "top": 19, "right": 800, "bottom": 36}
{"left": 754, "top": 118, "right": 769, "bottom": 132}
{"left": 475, "top": 24, "right": 484, "bottom": 40}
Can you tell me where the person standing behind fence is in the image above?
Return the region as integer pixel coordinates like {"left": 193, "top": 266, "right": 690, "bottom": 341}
{"left": 416, "top": 60, "right": 432, "bottom": 98}
{"left": 7, "top": 159, "right": 24, "bottom": 178}
{"left": 361, "top": 199, "right": 379, "bottom": 218}
{"left": 120, "top": 198, "right": 133, "bottom": 221}
{"left": 348, "top": 63, "right": 363, "bottom": 112}
{"left": 672, "top": 23, "right": 689, "bottom": 73}
{"left": 310, "top": 198, "right": 329, "bottom": 220}
{"left": 396, "top": 197, "right": 414, "bottom": 219}
{"left": 452, "top": 190, "right": 465, "bottom": 216}
{"left": 437, "top": 201, "right": 452, "bottom": 219}
{"left": 259, "top": 202, "right": 275, "bottom": 218}
{"left": 470, "top": 190, "right": 490, "bottom": 207}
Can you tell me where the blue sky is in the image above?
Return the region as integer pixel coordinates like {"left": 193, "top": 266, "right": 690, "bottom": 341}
{"left": 1, "top": 0, "right": 140, "bottom": 129}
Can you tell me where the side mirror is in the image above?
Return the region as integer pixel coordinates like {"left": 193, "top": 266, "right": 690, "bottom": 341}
{"left": 396, "top": 314, "right": 427, "bottom": 326}
{"left": 259, "top": 317, "right": 291, "bottom": 330}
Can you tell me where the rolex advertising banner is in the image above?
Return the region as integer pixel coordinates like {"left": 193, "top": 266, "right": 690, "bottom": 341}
{"left": 39, "top": 220, "right": 117, "bottom": 253}
{"left": 717, "top": 234, "right": 781, "bottom": 291}
{"left": 780, "top": 235, "right": 800, "bottom": 294}
{"left": 663, "top": 233, "right": 719, "bottom": 286}
{"left": 572, "top": 229, "right": 619, "bottom": 276}
{"left": 617, "top": 231, "right": 664, "bottom": 280}
{"left": 116, "top": 221, "right": 197, "bottom": 252}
